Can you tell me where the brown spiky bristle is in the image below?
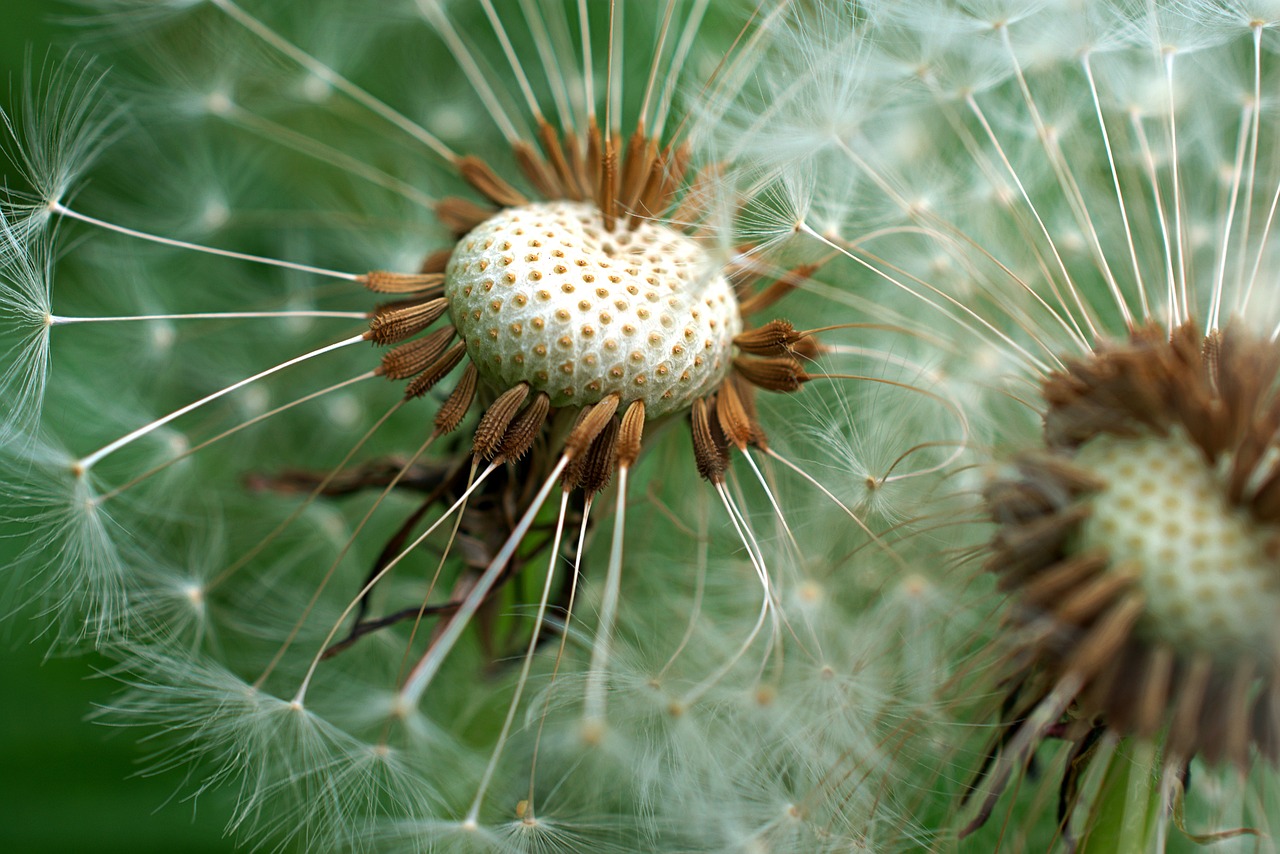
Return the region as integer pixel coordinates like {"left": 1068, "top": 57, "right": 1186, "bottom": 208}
{"left": 982, "top": 319, "right": 1280, "bottom": 794}
{"left": 561, "top": 395, "right": 621, "bottom": 491}
{"left": 715, "top": 375, "right": 754, "bottom": 451}
{"left": 459, "top": 155, "right": 529, "bottom": 209}
{"left": 436, "top": 197, "right": 498, "bottom": 237}
{"left": 577, "top": 415, "right": 620, "bottom": 495}
{"left": 1044, "top": 320, "right": 1280, "bottom": 524}
{"left": 733, "top": 320, "right": 802, "bottom": 357}
{"left": 615, "top": 399, "right": 646, "bottom": 470}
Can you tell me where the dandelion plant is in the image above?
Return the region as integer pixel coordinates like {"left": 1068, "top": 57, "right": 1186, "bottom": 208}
{"left": 3, "top": 1, "right": 1279, "bottom": 852}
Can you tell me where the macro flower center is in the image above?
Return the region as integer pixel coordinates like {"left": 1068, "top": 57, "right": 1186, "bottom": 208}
{"left": 444, "top": 200, "right": 742, "bottom": 418}
{"left": 1075, "top": 432, "right": 1280, "bottom": 659}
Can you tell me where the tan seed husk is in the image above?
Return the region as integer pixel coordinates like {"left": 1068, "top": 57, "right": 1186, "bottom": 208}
{"left": 497, "top": 392, "right": 551, "bottom": 462}
{"left": 380, "top": 326, "right": 457, "bottom": 379}
{"left": 473, "top": 383, "right": 531, "bottom": 460}
{"left": 404, "top": 341, "right": 466, "bottom": 399}
{"left": 434, "top": 364, "right": 478, "bottom": 434}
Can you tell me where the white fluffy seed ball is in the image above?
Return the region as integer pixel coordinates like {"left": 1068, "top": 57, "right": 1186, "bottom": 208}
{"left": 445, "top": 201, "right": 742, "bottom": 418}
{"left": 1075, "top": 433, "right": 1280, "bottom": 659}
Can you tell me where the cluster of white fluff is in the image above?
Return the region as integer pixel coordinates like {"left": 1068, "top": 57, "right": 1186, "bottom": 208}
{"left": 2, "top": 0, "right": 1279, "bottom": 851}
{"left": 721, "top": 0, "right": 1280, "bottom": 848}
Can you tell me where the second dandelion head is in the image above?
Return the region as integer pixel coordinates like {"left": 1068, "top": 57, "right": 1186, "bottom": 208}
{"left": 988, "top": 320, "right": 1280, "bottom": 765}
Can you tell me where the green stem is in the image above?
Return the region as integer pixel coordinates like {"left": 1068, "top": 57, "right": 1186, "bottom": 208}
{"left": 1082, "top": 739, "right": 1162, "bottom": 853}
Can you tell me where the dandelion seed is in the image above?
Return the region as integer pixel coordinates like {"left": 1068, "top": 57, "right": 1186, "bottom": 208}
{"left": 0, "top": 213, "right": 53, "bottom": 443}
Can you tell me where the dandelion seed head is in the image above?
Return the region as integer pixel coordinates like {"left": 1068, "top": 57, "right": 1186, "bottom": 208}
{"left": 445, "top": 200, "right": 741, "bottom": 417}
{"left": 977, "top": 320, "right": 1280, "bottom": 786}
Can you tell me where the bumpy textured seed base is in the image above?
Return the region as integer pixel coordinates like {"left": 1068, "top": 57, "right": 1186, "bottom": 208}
{"left": 445, "top": 201, "right": 742, "bottom": 418}
{"left": 1075, "top": 433, "right": 1280, "bottom": 658}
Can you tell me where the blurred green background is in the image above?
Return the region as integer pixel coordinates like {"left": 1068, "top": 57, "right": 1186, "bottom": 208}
{"left": 0, "top": 5, "right": 235, "bottom": 852}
